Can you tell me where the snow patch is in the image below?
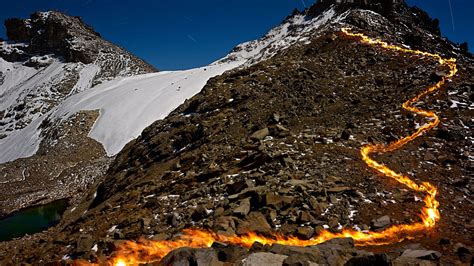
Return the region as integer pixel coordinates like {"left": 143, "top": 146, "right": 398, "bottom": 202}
{"left": 0, "top": 42, "right": 28, "bottom": 56}
{"left": 55, "top": 61, "right": 241, "bottom": 156}
{"left": 218, "top": 8, "right": 338, "bottom": 66}
{"left": 71, "top": 64, "right": 100, "bottom": 93}
{"left": 0, "top": 7, "right": 344, "bottom": 162}
{"left": 38, "top": 11, "right": 51, "bottom": 21}
{"left": 0, "top": 115, "right": 44, "bottom": 163}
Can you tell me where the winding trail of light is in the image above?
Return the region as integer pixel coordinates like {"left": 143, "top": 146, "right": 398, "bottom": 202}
{"left": 343, "top": 27, "right": 457, "bottom": 230}
{"left": 74, "top": 28, "right": 458, "bottom": 266}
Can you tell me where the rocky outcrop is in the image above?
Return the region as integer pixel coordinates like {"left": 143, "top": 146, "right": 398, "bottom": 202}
{"left": 0, "top": 11, "right": 157, "bottom": 223}
{"left": 308, "top": 0, "right": 404, "bottom": 17}
{"left": 3, "top": 11, "right": 155, "bottom": 68}
{"left": 307, "top": 0, "right": 440, "bottom": 36}
{"left": 159, "top": 238, "right": 380, "bottom": 265}
{"left": 4, "top": 18, "right": 31, "bottom": 42}
{"left": 157, "top": 238, "right": 449, "bottom": 266}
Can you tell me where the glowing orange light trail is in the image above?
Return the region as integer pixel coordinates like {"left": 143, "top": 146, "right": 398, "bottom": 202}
{"left": 75, "top": 28, "right": 458, "bottom": 266}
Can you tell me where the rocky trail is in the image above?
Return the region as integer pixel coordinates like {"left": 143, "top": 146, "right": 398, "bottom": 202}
{"left": 72, "top": 27, "right": 461, "bottom": 266}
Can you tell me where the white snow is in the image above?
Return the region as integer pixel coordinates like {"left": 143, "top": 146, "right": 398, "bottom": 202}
{"left": 0, "top": 115, "right": 44, "bottom": 163}
{"left": 0, "top": 42, "right": 28, "bottom": 56}
{"left": 38, "top": 11, "right": 51, "bottom": 21}
{"left": 218, "top": 8, "right": 338, "bottom": 66}
{"left": 25, "top": 54, "right": 55, "bottom": 67}
{"left": 55, "top": 61, "right": 242, "bottom": 156}
{"left": 0, "top": 58, "right": 37, "bottom": 104}
{"left": 107, "top": 225, "right": 117, "bottom": 233}
{"left": 348, "top": 209, "right": 358, "bottom": 219}
{"left": 0, "top": 7, "right": 343, "bottom": 162}
{"left": 71, "top": 64, "right": 101, "bottom": 93}
{"left": 0, "top": 57, "right": 76, "bottom": 163}
{"left": 0, "top": 59, "right": 64, "bottom": 110}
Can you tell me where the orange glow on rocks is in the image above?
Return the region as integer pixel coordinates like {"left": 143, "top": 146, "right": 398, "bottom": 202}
{"left": 78, "top": 28, "right": 458, "bottom": 266}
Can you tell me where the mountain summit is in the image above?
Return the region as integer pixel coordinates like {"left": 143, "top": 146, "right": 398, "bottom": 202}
{"left": 0, "top": 11, "right": 157, "bottom": 220}
{"left": 4, "top": 11, "right": 156, "bottom": 68}
{"left": 308, "top": 0, "right": 404, "bottom": 16}
{"left": 0, "top": 11, "right": 156, "bottom": 162}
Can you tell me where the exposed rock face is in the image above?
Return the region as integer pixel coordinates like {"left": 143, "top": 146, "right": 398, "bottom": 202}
{"left": 156, "top": 238, "right": 437, "bottom": 265}
{"left": 0, "top": 111, "right": 112, "bottom": 217}
{"left": 309, "top": 0, "right": 404, "bottom": 17}
{"left": 3, "top": 11, "right": 156, "bottom": 67}
{"left": 308, "top": 0, "right": 440, "bottom": 35}
{"left": 0, "top": 11, "right": 157, "bottom": 219}
{"left": 4, "top": 18, "right": 30, "bottom": 42}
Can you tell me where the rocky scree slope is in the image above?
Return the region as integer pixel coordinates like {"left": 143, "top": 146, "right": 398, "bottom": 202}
{"left": 0, "top": 11, "right": 156, "bottom": 215}
{"left": 1, "top": 1, "right": 473, "bottom": 265}
{"left": 0, "top": 5, "right": 339, "bottom": 217}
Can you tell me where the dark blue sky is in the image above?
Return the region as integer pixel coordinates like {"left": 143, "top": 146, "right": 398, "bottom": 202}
{"left": 0, "top": 0, "right": 472, "bottom": 70}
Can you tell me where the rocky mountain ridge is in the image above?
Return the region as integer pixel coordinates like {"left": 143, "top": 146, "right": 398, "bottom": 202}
{"left": 0, "top": 11, "right": 156, "bottom": 160}
{"left": 0, "top": 1, "right": 472, "bottom": 265}
{"left": 0, "top": 11, "right": 156, "bottom": 216}
{"left": 0, "top": 4, "right": 346, "bottom": 217}
{"left": 3, "top": 11, "right": 156, "bottom": 67}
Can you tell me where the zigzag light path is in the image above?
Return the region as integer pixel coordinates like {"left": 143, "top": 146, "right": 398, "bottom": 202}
{"left": 75, "top": 28, "right": 458, "bottom": 266}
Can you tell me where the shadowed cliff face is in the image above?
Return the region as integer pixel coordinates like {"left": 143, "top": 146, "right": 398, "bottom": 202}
{"left": 3, "top": 11, "right": 156, "bottom": 68}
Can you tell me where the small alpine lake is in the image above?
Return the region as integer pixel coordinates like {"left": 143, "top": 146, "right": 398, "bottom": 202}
{"left": 0, "top": 199, "right": 68, "bottom": 241}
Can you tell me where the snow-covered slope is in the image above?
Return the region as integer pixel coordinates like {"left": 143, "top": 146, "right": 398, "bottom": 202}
{"left": 0, "top": 11, "right": 156, "bottom": 163}
{"left": 218, "top": 8, "right": 339, "bottom": 65}
{"left": 0, "top": 8, "right": 341, "bottom": 163}
{"left": 56, "top": 61, "right": 242, "bottom": 156}
{"left": 0, "top": 53, "right": 148, "bottom": 162}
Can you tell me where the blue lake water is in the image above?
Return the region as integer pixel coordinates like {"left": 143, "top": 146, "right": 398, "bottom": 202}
{"left": 0, "top": 199, "right": 68, "bottom": 241}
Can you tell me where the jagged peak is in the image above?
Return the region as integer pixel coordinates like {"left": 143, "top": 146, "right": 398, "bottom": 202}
{"left": 307, "top": 0, "right": 406, "bottom": 18}
{"left": 319, "top": 0, "right": 403, "bottom": 4}
{"left": 3, "top": 11, "right": 105, "bottom": 63}
{"left": 2, "top": 11, "right": 156, "bottom": 71}
{"left": 5, "top": 11, "right": 100, "bottom": 43}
